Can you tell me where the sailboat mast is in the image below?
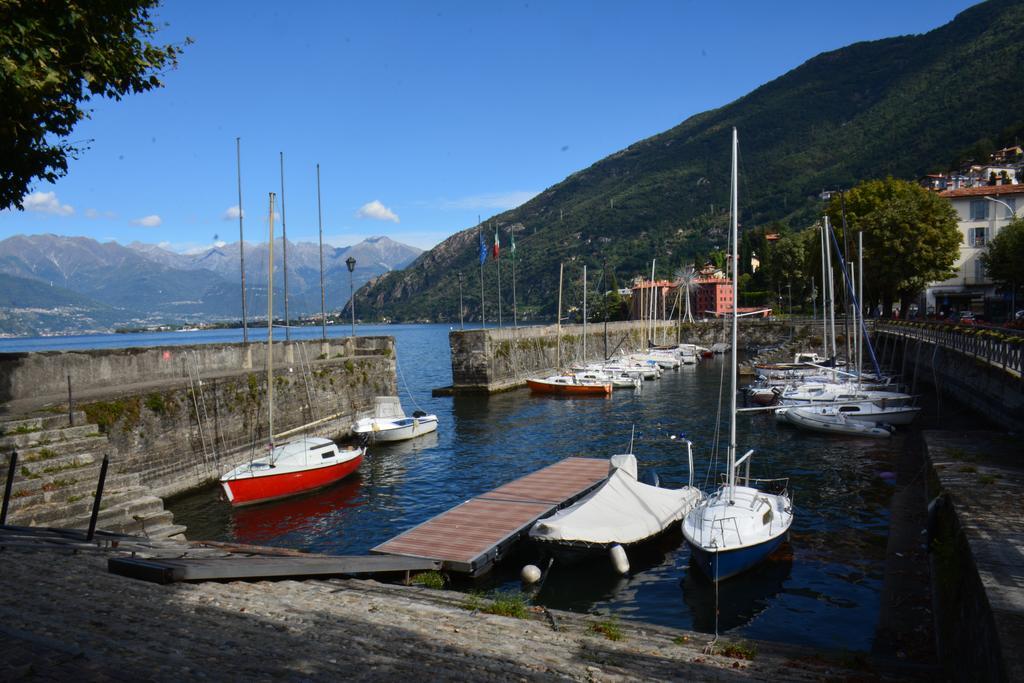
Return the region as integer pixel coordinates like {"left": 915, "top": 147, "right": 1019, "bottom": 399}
{"left": 280, "top": 152, "right": 290, "bottom": 342}
{"left": 824, "top": 216, "right": 838, "bottom": 361}
{"left": 649, "top": 259, "right": 656, "bottom": 345}
{"left": 236, "top": 138, "right": 248, "bottom": 344}
{"left": 819, "top": 224, "right": 828, "bottom": 358}
{"left": 267, "top": 192, "right": 276, "bottom": 451}
{"left": 858, "top": 232, "right": 864, "bottom": 390}
{"left": 728, "top": 127, "right": 739, "bottom": 495}
{"left": 557, "top": 262, "right": 563, "bottom": 369}
{"left": 582, "top": 265, "right": 587, "bottom": 359}
{"left": 316, "top": 164, "right": 326, "bottom": 341}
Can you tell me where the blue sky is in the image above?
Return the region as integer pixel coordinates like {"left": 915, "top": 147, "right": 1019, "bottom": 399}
{"left": 0, "top": 0, "right": 978, "bottom": 252}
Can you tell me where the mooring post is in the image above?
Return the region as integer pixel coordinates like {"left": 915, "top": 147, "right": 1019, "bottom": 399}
{"left": 86, "top": 454, "right": 110, "bottom": 542}
{"left": 67, "top": 375, "right": 74, "bottom": 426}
{"left": 1, "top": 451, "right": 17, "bottom": 526}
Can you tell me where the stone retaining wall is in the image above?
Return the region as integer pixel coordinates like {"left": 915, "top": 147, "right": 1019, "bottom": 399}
{"left": 448, "top": 319, "right": 815, "bottom": 392}
{"left": 0, "top": 337, "right": 397, "bottom": 498}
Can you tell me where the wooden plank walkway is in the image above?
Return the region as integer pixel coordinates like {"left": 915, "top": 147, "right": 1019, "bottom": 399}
{"left": 371, "top": 457, "right": 609, "bottom": 576}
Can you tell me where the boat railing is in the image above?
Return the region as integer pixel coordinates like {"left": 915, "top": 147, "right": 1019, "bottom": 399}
{"left": 718, "top": 474, "right": 790, "bottom": 497}
{"left": 708, "top": 515, "right": 743, "bottom": 549}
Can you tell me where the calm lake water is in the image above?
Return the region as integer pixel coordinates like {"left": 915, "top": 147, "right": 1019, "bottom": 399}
{"left": 1, "top": 323, "right": 905, "bottom": 652}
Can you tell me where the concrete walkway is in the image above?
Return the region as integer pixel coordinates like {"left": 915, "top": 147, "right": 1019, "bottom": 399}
{"left": 0, "top": 538, "right": 918, "bottom": 681}
{"left": 925, "top": 430, "right": 1024, "bottom": 682}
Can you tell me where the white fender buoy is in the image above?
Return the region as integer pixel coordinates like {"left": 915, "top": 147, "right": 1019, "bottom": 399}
{"left": 609, "top": 544, "right": 630, "bottom": 575}
{"left": 520, "top": 564, "right": 542, "bottom": 585}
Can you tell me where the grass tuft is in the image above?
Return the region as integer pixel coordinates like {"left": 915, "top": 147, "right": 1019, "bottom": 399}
{"left": 718, "top": 640, "right": 757, "bottom": 660}
{"left": 590, "top": 618, "right": 624, "bottom": 641}
{"left": 410, "top": 571, "right": 446, "bottom": 590}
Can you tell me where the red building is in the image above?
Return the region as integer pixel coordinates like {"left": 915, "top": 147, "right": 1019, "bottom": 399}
{"left": 694, "top": 277, "right": 733, "bottom": 317}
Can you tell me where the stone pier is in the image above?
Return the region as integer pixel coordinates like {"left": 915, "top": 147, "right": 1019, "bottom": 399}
{"left": 441, "top": 319, "right": 812, "bottom": 394}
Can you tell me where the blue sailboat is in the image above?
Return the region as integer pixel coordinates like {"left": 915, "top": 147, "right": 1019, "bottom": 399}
{"left": 681, "top": 128, "right": 794, "bottom": 582}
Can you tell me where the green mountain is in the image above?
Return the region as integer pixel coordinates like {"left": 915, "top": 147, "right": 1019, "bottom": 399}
{"left": 359, "top": 0, "right": 1024, "bottom": 322}
{"left": 0, "top": 272, "right": 139, "bottom": 336}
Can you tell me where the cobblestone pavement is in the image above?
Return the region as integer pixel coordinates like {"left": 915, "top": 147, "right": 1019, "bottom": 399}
{"left": 0, "top": 546, "right": 912, "bottom": 682}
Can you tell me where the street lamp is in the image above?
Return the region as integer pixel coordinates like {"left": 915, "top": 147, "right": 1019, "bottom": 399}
{"left": 984, "top": 195, "right": 1020, "bottom": 219}
{"left": 345, "top": 256, "right": 357, "bottom": 338}
{"left": 983, "top": 196, "right": 1020, "bottom": 319}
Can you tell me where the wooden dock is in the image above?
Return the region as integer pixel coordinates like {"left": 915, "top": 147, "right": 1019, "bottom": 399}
{"left": 371, "top": 457, "right": 609, "bottom": 576}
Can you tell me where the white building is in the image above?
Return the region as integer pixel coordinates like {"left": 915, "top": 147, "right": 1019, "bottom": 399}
{"left": 926, "top": 185, "right": 1023, "bottom": 316}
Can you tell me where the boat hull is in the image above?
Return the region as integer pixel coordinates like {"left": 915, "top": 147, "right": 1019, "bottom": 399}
{"left": 358, "top": 416, "right": 439, "bottom": 442}
{"left": 221, "top": 453, "right": 363, "bottom": 506}
{"left": 688, "top": 533, "right": 787, "bottom": 582}
{"left": 526, "top": 379, "right": 611, "bottom": 396}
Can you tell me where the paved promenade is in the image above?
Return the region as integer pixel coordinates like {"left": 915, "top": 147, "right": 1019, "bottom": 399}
{"left": 0, "top": 540, "right": 914, "bottom": 681}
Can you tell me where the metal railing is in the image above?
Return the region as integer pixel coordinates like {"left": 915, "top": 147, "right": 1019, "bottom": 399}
{"left": 876, "top": 321, "right": 1023, "bottom": 379}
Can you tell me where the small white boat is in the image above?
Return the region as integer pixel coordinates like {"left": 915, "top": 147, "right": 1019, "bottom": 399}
{"left": 778, "top": 382, "right": 912, "bottom": 406}
{"left": 629, "top": 351, "right": 681, "bottom": 369}
{"left": 353, "top": 396, "right": 438, "bottom": 443}
{"left": 831, "top": 400, "right": 920, "bottom": 426}
{"left": 575, "top": 370, "right": 640, "bottom": 389}
{"left": 782, "top": 405, "right": 893, "bottom": 438}
{"left": 530, "top": 452, "right": 702, "bottom": 571}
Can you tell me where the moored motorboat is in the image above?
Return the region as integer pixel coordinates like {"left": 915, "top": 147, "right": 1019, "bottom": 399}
{"left": 782, "top": 405, "right": 893, "bottom": 438}
{"left": 353, "top": 396, "right": 439, "bottom": 443}
{"left": 530, "top": 452, "right": 702, "bottom": 570}
{"left": 527, "top": 375, "right": 612, "bottom": 396}
{"left": 220, "top": 437, "right": 365, "bottom": 505}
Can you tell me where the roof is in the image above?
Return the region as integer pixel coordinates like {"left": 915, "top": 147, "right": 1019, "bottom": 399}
{"left": 631, "top": 280, "right": 675, "bottom": 290}
{"left": 939, "top": 185, "right": 1024, "bottom": 199}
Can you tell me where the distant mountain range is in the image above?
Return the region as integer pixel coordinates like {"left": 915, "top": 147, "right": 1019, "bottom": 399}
{"left": 0, "top": 234, "right": 420, "bottom": 335}
{"left": 359, "top": 0, "right": 1024, "bottom": 322}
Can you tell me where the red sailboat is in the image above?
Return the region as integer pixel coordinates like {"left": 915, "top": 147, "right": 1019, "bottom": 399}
{"left": 220, "top": 192, "right": 362, "bottom": 506}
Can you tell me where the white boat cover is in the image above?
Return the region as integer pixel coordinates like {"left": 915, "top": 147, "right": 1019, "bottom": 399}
{"left": 530, "top": 454, "right": 701, "bottom": 546}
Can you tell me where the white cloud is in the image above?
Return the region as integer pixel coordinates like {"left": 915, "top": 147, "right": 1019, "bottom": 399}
{"left": 222, "top": 205, "right": 244, "bottom": 221}
{"left": 355, "top": 200, "right": 399, "bottom": 223}
{"left": 84, "top": 208, "right": 117, "bottom": 220}
{"left": 132, "top": 214, "right": 162, "bottom": 227}
{"left": 438, "top": 190, "right": 538, "bottom": 211}
{"left": 23, "top": 191, "right": 74, "bottom": 216}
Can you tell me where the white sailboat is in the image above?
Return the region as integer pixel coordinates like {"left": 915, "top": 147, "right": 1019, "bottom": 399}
{"left": 682, "top": 128, "right": 794, "bottom": 581}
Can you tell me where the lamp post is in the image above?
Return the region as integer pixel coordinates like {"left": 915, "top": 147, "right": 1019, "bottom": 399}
{"left": 346, "top": 256, "right": 356, "bottom": 339}
{"left": 983, "top": 196, "right": 1020, "bottom": 319}
{"left": 984, "top": 195, "right": 1020, "bottom": 219}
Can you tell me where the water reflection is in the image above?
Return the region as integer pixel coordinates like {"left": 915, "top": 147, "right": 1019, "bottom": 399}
{"left": 682, "top": 545, "right": 794, "bottom": 632}
{"left": 231, "top": 474, "right": 365, "bottom": 547}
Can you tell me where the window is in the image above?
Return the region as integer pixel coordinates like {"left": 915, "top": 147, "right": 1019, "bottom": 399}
{"left": 969, "top": 227, "right": 987, "bottom": 247}
{"left": 969, "top": 199, "right": 989, "bottom": 220}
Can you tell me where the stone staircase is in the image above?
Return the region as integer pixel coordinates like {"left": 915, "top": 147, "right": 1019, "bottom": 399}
{"left": 0, "top": 412, "right": 186, "bottom": 539}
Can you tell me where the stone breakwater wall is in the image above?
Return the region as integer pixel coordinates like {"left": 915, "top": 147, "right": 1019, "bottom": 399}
{"left": 447, "top": 320, "right": 811, "bottom": 392}
{"left": 0, "top": 337, "right": 397, "bottom": 498}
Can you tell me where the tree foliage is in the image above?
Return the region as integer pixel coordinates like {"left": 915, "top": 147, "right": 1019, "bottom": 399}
{"left": 0, "top": 0, "right": 187, "bottom": 210}
{"left": 825, "top": 178, "right": 960, "bottom": 316}
{"left": 980, "top": 217, "right": 1024, "bottom": 294}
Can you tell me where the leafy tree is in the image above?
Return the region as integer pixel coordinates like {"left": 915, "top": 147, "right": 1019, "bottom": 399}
{"left": 1, "top": 1, "right": 187, "bottom": 210}
{"left": 825, "top": 178, "right": 960, "bottom": 318}
{"left": 979, "top": 217, "right": 1024, "bottom": 315}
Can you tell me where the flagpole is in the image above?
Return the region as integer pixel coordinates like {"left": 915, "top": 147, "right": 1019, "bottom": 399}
{"left": 478, "top": 216, "right": 485, "bottom": 328}
{"left": 495, "top": 223, "right": 503, "bottom": 328}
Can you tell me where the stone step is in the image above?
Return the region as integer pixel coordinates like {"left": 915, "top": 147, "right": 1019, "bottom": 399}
{"left": 0, "top": 423, "right": 102, "bottom": 450}
{"left": 16, "top": 435, "right": 111, "bottom": 463}
{"left": 0, "top": 411, "right": 87, "bottom": 435}
{"left": 9, "top": 470, "right": 141, "bottom": 509}
{"left": 16, "top": 451, "right": 98, "bottom": 477}
{"left": 98, "top": 510, "right": 179, "bottom": 538}
{"left": 6, "top": 486, "right": 153, "bottom": 528}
